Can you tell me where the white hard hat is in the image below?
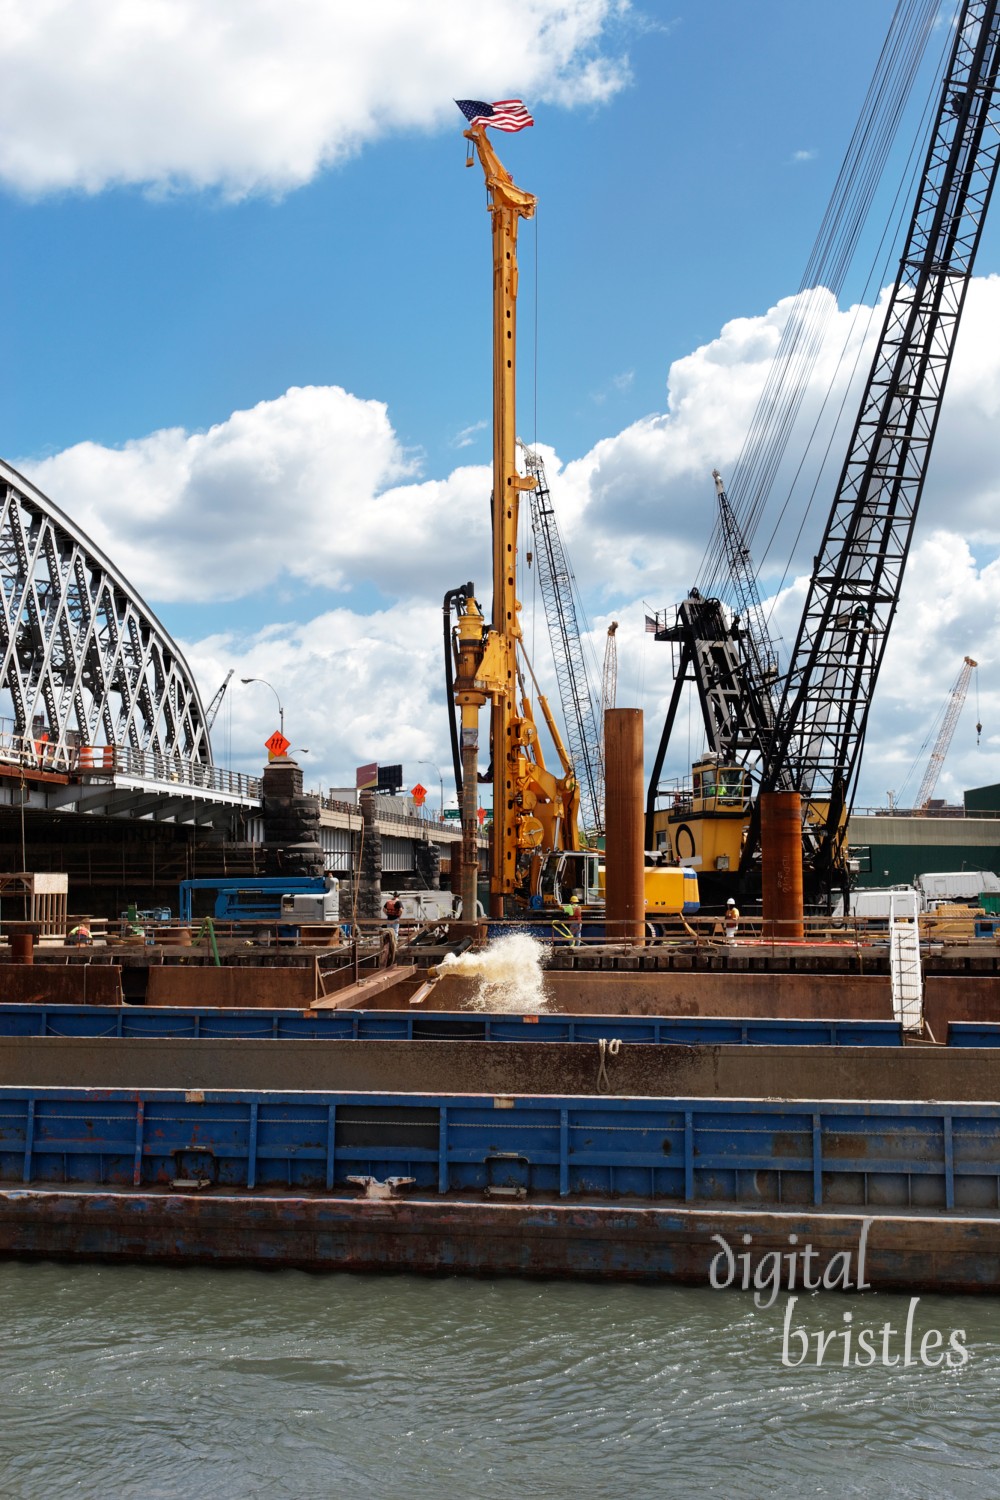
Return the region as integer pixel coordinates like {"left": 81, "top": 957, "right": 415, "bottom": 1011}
{"left": 726, "top": 898, "right": 736, "bottom": 906}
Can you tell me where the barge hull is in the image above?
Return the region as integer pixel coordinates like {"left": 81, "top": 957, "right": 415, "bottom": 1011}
{"left": 2, "top": 1035, "right": 1000, "bottom": 1100}
{"left": 1, "top": 1189, "right": 998, "bottom": 1292}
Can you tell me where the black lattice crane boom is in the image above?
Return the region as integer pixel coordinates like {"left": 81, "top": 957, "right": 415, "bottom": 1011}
{"left": 643, "top": 473, "right": 785, "bottom": 852}
{"left": 520, "top": 441, "right": 604, "bottom": 834}
{"left": 749, "top": 0, "right": 1000, "bottom": 887}
{"left": 915, "top": 655, "right": 979, "bottom": 807}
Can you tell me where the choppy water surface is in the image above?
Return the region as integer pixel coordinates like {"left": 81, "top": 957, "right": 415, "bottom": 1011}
{"left": 0, "top": 1262, "right": 998, "bottom": 1498}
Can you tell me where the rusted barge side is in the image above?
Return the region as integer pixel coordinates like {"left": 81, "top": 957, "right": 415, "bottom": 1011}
{"left": 4, "top": 1192, "right": 999, "bottom": 1292}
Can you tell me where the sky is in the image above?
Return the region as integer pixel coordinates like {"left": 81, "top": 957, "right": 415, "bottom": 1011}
{"left": 2, "top": 0, "right": 999, "bottom": 813}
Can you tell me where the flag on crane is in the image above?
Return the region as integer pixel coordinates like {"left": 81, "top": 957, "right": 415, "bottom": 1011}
{"left": 455, "top": 99, "right": 534, "bottom": 132}
{"left": 645, "top": 615, "right": 658, "bottom": 634}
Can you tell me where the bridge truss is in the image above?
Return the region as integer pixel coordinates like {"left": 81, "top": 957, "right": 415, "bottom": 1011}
{"left": 0, "top": 458, "right": 211, "bottom": 766}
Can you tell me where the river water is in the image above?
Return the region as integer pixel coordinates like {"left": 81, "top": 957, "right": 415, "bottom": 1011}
{"left": 1, "top": 1261, "right": 998, "bottom": 1497}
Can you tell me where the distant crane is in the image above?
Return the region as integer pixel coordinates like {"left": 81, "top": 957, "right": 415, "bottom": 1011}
{"left": 601, "top": 622, "right": 619, "bottom": 721}
{"left": 712, "top": 470, "right": 781, "bottom": 757}
{"left": 519, "top": 441, "right": 604, "bottom": 834}
{"left": 643, "top": 472, "right": 786, "bottom": 849}
{"left": 595, "top": 621, "right": 619, "bottom": 827}
{"left": 204, "top": 670, "right": 234, "bottom": 734}
{"left": 914, "top": 656, "right": 980, "bottom": 807}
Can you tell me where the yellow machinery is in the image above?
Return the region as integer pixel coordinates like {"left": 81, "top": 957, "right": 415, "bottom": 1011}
{"left": 651, "top": 757, "right": 751, "bottom": 874}
{"left": 596, "top": 863, "right": 700, "bottom": 922}
{"left": 453, "top": 124, "right": 580, "bottom": 919}
{"left": 650, "top": 754, "right": 835, "bottom": 898}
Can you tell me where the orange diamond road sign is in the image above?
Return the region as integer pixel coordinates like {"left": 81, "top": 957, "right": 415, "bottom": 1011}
{"left": 265, "top": 731, "right": 291, "bottom": 758}
{"left": 411, "top": 783, "right": 427, "bottom": 806}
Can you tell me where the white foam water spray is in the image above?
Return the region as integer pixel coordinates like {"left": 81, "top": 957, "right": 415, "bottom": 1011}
{"left": 436, "top": 932, "right": 550, "bottom": 1012}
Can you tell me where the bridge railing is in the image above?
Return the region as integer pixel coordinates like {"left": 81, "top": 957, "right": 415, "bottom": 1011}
{"left": 0, "top": 722, "right": 261, "bottom": 799}
{"left": 104, "top": 745, "right": 261, "bottom": 799}
{"left": 0, "top": 726, "right": 75, "bottom": 774}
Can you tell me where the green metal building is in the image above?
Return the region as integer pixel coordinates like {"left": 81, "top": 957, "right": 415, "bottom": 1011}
{"left": 848, "top": 783, "right": 1000, "bottom": 887}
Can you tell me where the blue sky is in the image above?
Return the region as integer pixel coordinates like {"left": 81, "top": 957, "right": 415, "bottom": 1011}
{"left": 3, "top": 2, "right": 920, "bottom": 467}
{"left": 2, "top": 0, "right": 999, "bottom": 809}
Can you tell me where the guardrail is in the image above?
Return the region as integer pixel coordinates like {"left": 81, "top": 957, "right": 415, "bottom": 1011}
{"left": 54, "top": 909, "right": 1000, "bottom": 958}
{"left": 0, "top": 724, "right": 261, "bottom": 798}
{"left": 0, "top": 728, "right": 75, "bottom": 774}
{"left": 96, "top": 746, "right": 261, "bottom": 798}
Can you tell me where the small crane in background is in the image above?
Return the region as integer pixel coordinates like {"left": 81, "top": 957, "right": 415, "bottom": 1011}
{"left": 597, "top": 620, "right": 619, "bottom": 814}
{"left": 600, "top": 622, "right": 619, "bottom": 723}
{"left": 914, "top": 656, "right": 981, "bottom": 808}
{"left": 519, "top": 441, "right": 604, "bottom": 835}
{"left": 203, "top": 669, "right": 234, "bottom": 746}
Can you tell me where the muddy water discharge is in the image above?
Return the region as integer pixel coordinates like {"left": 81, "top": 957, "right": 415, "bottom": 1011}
{"left": 436, "top": 933, "right": 550, "bottom": 1011}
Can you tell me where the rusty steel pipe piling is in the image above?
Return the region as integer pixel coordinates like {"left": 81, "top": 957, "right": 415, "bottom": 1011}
{"left": 760, "top": 791, "right": 805, "bottom": 940}
{"left": 604, "top": 709, "right": 645, "bottom": 944}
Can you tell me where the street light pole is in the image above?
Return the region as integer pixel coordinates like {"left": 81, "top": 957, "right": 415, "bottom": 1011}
{"left": 417, "top": 760, "right": 445, "bottom": 821}
{"left": 241, "top": 677, "right": 285, "bottom": 739}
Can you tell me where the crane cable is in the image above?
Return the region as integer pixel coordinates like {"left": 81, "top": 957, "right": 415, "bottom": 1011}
{"left": 702, "top": 0, "right": 946, "bottom": 594}
{"left": 754, "top": 9, "right": 956, "bottom": 615}
{"left": 695, "top": 0, "right": 952, "bottom": 609}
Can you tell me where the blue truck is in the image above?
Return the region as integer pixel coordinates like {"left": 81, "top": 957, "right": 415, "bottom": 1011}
{"left": 177, "top": 877, "right": 332, "bottom": 925}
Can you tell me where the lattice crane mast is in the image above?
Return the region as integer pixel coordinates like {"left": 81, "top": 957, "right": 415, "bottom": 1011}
{"left": 747, "top": 0, "right": 1000, "bottom": 891}
{"left": 519, "top": 441, "right": 603, "bottom": 835}
{"left": 915, "top": 655, "right": 979, "bottom": 807}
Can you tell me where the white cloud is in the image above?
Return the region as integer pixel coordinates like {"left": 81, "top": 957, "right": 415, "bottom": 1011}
{"left": 849, "top": 533, "right": 1000, "bottom": 806}
{"left": 0, "top": 0, "right": 630, "bottom": 197}
{"left": 21, "top": 273, "right": 1000, "bottom": 808}
{"left": 22, "top": 385, "right": 491, "bottom": 605}
{"left": 451, "top": 419, "right": 488, "bottom": 450}
{"left": 791, "top": 149, "right": 817, "bottom": 163}
{"left": 188, "top": 603, "right": 454, "bottom": 792}
{"left": 545, "top": 275, "right": 1000, "bottom": 612}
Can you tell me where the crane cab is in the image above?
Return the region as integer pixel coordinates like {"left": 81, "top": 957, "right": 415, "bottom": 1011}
{"left": 530, "top": 849, "right": 602, "bottom": 908}
{"left": 652, "top": 756, "right": 750, "bottom": 873}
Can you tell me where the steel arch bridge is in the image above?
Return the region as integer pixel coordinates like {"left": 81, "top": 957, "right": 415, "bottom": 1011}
{"left": 0, "top": 458, "right": 211, "bottom": 766}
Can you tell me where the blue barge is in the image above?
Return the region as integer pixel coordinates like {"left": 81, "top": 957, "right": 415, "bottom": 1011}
{"left": 0, "top": 1084, "right": 998, "bottom": 1289}
{"left": 0, "top": 1004, "right": 904, "bottom": 1048}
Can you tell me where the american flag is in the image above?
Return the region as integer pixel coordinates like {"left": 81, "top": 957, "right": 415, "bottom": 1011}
{"left": 645, "top": 614, "right": 658, "bottom": 634}
{"left": 455, "top": 99, "right": 534, "bottom": 133}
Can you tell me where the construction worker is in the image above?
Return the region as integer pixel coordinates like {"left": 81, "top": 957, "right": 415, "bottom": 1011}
{"left": 568, "top": 895, "right": 583, "bottom": 947}
{"left": 555, "top": 895, "right": 579, "bottom": 948}
{"left": 724, "top": 898, "right": 740, "bottom": 944}
{"left": 383, "top": 892, "right": 403, "bottom": 940}
{"left": 66, "top": 921, "right": 93, "bottom": 946}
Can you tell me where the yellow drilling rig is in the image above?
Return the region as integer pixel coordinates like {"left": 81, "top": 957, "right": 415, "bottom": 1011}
{"left": 449, "top": 122, "right": 585, "bottom": 920}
